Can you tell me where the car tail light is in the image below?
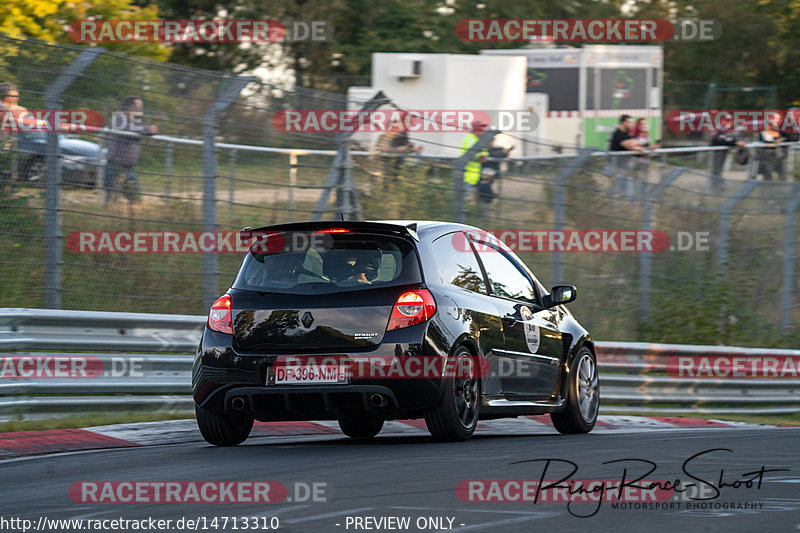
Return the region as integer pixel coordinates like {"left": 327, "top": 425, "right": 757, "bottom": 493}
{"left": 208, "top": 294, "right": 233, "bottom": 334}
{"left": 387, "top": 289, "right": 436, "bottom": 331}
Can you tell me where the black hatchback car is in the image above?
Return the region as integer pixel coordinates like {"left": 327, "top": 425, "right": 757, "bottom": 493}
{"left": 193, "top": 220, "right": 599, "bottom": 443}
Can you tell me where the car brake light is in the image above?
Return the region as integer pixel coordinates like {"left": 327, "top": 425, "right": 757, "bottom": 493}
{"left": 208, "top": 294, "right": 233, "bottom": 334}
{"left": 387, "top": 289, "right": 436, "bottom": 331}
{"left": 314, "top": 228, "right": 350, "bottom": 233}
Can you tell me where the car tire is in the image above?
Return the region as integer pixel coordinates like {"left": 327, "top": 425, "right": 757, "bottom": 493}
{"left": 551, "top": 346, "right": 599, "bottom": 434}
{"left": 425, "top": 346, "right": 481, "bottom": 442}
{"left": 195, "top": 404, "right": 253, "bottom": 446}
{"left": 338, "top": 416, "right": 384, "bottom": 439}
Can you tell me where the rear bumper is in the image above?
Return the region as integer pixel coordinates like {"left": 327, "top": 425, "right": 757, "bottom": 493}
{"left": 193, "top": 327, "right": 446, "bottom": 420}
{"left": 223, "top": 385, "right": 400, "bottom": 421}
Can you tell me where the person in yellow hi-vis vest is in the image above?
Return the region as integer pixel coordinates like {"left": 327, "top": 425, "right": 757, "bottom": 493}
{"left": 461, "top": 120, "right": 489, "bottom": 204}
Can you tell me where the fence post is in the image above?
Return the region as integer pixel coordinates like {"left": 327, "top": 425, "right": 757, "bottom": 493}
{"left": 717, "top": 180, "right": 759, "bottom": 277}
{"left": 228, "top": 148, "right": 236, "bottom": 222}
{"left": 780, "top": 185, "right": 800, "bottom": 330}
{"left": 333, "top": 143, "right": 361, "bottom": 220}
{"left": 43, "top": 48, "right": 104, "bottom": 309}
{"left": 551, "top": 148, "right": 595, "bottom": 284}
{"left": 165, "top": 140, "right": 173, "bottom": 196}
{"left": 312, "top": 150, "right": 341, "bottom": 221}
{"left": 639, "top": 167, "right": 685, "bottom": 323}
{"left": 202, "top": 77, "right": 253, "bottom": 309}
{"left": 312, "top": 91, "right": 388, "bottom": 221}
{"left": 494, "top": 161, "right": 504, "bottom": 226}
{"left": 288, "top": 153, "right": 298, "bottom": 222}
{"left": 339, "top": 144, "right": 353, "bottom": 219}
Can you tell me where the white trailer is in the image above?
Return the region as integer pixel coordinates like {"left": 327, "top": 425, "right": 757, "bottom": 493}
{"left": 349, "top": 53, "right": 529, "bottom": 157}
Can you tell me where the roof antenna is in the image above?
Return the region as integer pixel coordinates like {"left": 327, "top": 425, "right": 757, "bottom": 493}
{"left": 340, "top": 212, "right": 345, "bottom": 221}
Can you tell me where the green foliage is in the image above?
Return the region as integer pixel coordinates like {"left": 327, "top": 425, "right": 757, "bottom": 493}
{"left": 0, "top": 0, "right": 170, "bottom": 61}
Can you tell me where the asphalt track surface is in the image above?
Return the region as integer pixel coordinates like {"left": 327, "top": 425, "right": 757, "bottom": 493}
{"left": 1, "top": 426, "right": 799, "bottom": 533}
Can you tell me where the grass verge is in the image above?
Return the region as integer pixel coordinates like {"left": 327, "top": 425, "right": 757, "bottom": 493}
{"left": 0, "top": 411, "right": 195, "bottom": 433}
{"left": 601, "top": 409, "right": 800, "bottom": 427}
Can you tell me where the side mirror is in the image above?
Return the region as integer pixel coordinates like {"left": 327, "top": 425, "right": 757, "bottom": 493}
{"left": 543, "top": 285, "right": 577, "bottom": 308}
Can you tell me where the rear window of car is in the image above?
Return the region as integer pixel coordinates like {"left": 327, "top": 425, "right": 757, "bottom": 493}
{"left": 232, "top": 231, "right": 422, "bottom": 294}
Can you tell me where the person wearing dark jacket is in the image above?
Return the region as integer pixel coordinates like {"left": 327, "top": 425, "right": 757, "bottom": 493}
{"left": 608, "top": 114, "right": 646, "bottom": 198}
{"left": 710, "top": 115, "right": 746, "bottom": 191}
{"left": 103, "top": 96, "right": 157, "bottom": 203}
{"left": 477, "top": 138, "right": 510, "bottom": 206}
{"left": 756, "top": 113, "right": 785, "bottom": 181}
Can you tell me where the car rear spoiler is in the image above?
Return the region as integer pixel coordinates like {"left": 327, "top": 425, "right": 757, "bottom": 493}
{"left": 239, "top": 221, "right": 420, "bottom": 247}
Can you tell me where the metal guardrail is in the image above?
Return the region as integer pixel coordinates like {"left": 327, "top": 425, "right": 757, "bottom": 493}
{"left": 597, "top": 342, "right": 800, "bottom": 415}
{"left": 0, "top": 309, "right": 202, "bottom": 421}
{"left": 75, "top": 119, "right": 800, "bottom": 160}
{"left": 0, "top": 308, "right": 202, "bottom": 352}
{"left": 0, "top": 309, "right": 797, "bottom": 421}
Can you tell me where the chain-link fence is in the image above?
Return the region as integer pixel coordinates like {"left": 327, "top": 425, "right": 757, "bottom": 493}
{"left": 1, "top": 35, "right": 798, "bottom": 348}
{"left": 351, "top": 143, "right": 800, "bottom": 348}
{"left": 0, "top": 35, "right": 348, "bottom": 315}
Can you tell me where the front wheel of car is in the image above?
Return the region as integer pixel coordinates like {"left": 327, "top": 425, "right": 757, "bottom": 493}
{"left": 425, "top": 347, "right": 481, "bottom": 442}
{"left": 195, "top": 404, "right": 253, "bottom": 446}
{"left": 551, "top": 347, "right": 599, "bottom": 434}
{"left": 338, "top": 416, "right": 384, "bottom": 439}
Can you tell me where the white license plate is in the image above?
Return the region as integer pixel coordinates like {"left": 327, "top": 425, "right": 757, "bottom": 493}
{"left": 271, "top": 360, "right": 349, "bottom": 385}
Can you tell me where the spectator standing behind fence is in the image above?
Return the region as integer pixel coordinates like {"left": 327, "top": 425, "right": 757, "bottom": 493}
{"left": 0, "top": 83, "right": 35, "bottom": 124}
{"left": 1, "top": 83, "right": 47, "bottom": 183}
{"left": 609, "top": 114, "right": 646, "bottom": 154}
{"left": 477, "top": 137, "right": 511, "bottom": 207}
{"left": 755, "top": 113, "right": 784, "bottom": 181}
{"left": 374, "top": 117, "right": 421, "bottom": 188}
{"left": 0, "top": 83, "right": 47, "bottom": 131}
{"left": 461, "top": 120, "right": 489, "bottom": 204}
{"left": 776, "top": 107, "right": 800, "bottom": 180}
{"left": 631, "top": 118, "right": 660, "bottom": 150}
{"left": 0, "top": 84, "right": 14, "bottom": 184}
{"left": 709, "top": 115, "right": 747, "bottom": 191}
{"left": 104, "top": 96, "right": 157, "bottom": 204}
{"left": 609, "top": 114, "right": 646, "bottom": 198}
{"left": 630, "top": 118, "right": 660, "bottom": 188}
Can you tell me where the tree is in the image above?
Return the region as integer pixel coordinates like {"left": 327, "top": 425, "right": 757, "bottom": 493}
{"left": 630, "top": 0, "right": 777, "bottom": 96}
{"left": 0, "top": 0, "right": 170, "bottom": 61}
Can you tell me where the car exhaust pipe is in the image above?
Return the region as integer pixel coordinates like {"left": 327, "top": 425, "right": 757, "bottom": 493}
{"left": 370, "top": 394, "right": 388, "bottom": 408}
{"left": 231, "top": 397, "right": 246, "bottom": 411}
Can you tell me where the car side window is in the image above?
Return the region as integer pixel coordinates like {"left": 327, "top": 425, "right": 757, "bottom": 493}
{"left": 431, "top": 232, "right": 487, "bottom": 294}
{"left": 473, "top": 240, "right": 538, "bottom": 304}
